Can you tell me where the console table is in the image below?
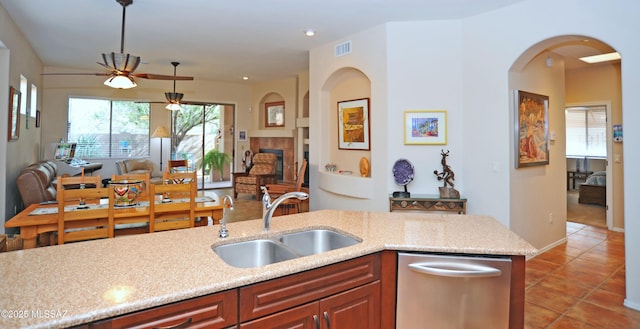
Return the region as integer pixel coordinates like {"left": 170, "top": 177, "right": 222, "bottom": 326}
{"left": 389, "top": 194, "right": 467, "bottom": 214}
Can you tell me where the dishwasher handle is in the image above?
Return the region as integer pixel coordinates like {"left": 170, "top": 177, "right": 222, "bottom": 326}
{"left": 408, "top": 262, "right": 502, "bottom": 278}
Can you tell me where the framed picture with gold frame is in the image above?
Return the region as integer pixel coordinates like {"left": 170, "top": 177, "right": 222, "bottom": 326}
{"left": 265, "top": 101, "right": 285, "bottom": 127}
{"left": 515, "top": 90, "right": 549, "bottom": 168}
{"left": 8, "top": 86, "right": 20, "bottom": 141}
{"left": 338, "top": 98, "right": 370, "bottom": 150}
{"left": 403, "top": 110, "right": 447, "bottom": 145}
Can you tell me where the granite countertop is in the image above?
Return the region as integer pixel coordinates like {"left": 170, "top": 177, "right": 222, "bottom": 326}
{"left": 0, "top": 210, "right": 537, "bottom": 328}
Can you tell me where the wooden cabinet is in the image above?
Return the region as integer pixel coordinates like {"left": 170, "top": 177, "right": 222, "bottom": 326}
{"left": 239, "top": 254, "right": 383, "bottom": 328}
{"left": 241, "top": 281, "right": 380, "bottom": 329}
{"left": 320, "top": 281, "right": 380, "bottom": 329}
{"left": 84, "top": 251, "right": 400, "bottom": 329}
{"left": 90, "top": 289, "right": 237, "bottom": 329}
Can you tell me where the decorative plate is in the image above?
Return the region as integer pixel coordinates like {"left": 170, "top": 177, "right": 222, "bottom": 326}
{"left": 392, "top": 159, "right": 414, "bottom": 186}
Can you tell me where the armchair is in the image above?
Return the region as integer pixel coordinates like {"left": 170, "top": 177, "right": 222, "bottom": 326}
{"left": 233, "top": 153, "right": 278, "bottom": 200}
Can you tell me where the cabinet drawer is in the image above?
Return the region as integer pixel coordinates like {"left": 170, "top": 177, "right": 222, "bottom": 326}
{"left": 91, "top": 289, "right": 238, "bottom": 329}
{"left": 240, "top": 253, "right": 380, "bottom": 322}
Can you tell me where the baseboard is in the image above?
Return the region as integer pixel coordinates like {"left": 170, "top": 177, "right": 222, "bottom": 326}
{"left": 526, "top": 237, "right": 568, "bottom": 260}
{"left": 624, "top": 298, "right": 640, "bottom": 311}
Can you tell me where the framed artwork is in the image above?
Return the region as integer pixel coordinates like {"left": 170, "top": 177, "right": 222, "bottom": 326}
{"left": 613, "top": 124, "right": 622, "bottom": 142}
{"left": 515, "top": 90, "right": 549, "bottom": 168}
{"left": 238, "top": 129, "right": 247, "bottom": 141}
{"left": 36, "top": 110, "right": 41, "bottom": 128}
{"left": 265, "top": 101, "right": 285, "bottom": 127}
{"left": 8, "top": 86, "right": 20, "bottom": 141}
{"left": 403, "top": 110, "right": 447, "bottom": 145}
{"left": 338, "top": 98, "right": 370, "bottom": 150}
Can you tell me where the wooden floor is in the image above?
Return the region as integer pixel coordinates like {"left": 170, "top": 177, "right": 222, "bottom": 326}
{"left": 525, "top": 222, "right": 639, "bottom": 328}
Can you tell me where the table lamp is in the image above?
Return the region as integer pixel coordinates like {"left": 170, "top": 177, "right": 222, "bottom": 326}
{"left": 151, "top": 126, "right": 171, "bottom": 171}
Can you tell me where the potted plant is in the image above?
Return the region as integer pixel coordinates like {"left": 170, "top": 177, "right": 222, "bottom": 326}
{"left": 202, "top": 149, "right": 230, "bottom": 181}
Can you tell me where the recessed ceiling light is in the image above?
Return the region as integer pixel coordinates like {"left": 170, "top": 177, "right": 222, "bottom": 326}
{"left": 242, "top": 76, "right": 249, "bottom": 80}
{"left": 579, "top": 52, "right": 621, "bottom": 64}
{"left": 304, "top": 29, "right": 315, "bottom": 37}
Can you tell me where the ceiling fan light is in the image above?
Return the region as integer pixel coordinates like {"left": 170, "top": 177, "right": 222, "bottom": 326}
{"left": 166, "top": 103, "right": 183, "bottom": 111}
{"left": 104, "top": 75, "right": 137, "bottom": 89}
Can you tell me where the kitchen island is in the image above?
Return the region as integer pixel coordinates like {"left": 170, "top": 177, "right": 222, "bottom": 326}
{"left": 0, "top": 210, "right": 536, "bottom": 328}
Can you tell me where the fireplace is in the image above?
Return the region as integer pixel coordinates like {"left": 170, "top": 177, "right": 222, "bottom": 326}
{"left": 260, "top": 148, "right": 283, "bottom": 181}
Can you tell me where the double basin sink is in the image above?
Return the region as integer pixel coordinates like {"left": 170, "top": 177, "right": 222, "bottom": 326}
{"left": 212, "top": 228, "right": 361, "bottom": 268}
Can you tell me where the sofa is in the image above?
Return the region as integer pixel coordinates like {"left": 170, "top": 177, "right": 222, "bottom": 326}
{"left": 16, "top": 160, "right": 58, "bottom": 207}
{"left": 115, "top": 159, "right": 163, "bottom": 184}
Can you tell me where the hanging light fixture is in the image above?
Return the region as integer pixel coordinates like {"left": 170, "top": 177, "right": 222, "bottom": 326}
{"left": 164, "top": 62, "right": 184, "bottom": 110}
{"left": 102, "top": 0, "right": 141, "bottom": 89}
{"left": 104, "top": 74, "right": 137, "bottom": 89}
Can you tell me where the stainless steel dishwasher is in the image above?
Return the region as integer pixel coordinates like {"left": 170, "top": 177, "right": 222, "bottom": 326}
{"left": 396, "top": 252, "right": 512, "bottom": 329}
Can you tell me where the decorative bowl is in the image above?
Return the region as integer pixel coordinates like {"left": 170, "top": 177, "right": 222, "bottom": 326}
{"left": 110, "top": 180, "right": 144, "bottom": 206}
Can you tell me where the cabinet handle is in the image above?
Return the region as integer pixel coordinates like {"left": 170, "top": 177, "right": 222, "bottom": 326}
{"left": 153, "top": 317, "right": 193, "bottom": 329}
{"left": 324, "top": 311, "right": 331, "bottom": 329}
{"left": 313, "top": 314, "right": 320, "bottom": 329}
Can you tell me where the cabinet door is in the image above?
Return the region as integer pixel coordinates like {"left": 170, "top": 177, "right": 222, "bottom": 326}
{"left": 320, "top": 281, "right": 380, "bottom": 329}
{"left": 91, "top": 289, "right": 237, "bottom": 329}
{"left": 240, "top": 302, "right": 318, "bottom": 329}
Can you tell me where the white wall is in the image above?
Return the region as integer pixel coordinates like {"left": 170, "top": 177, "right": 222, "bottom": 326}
{"left": 461, "top": 0, "right": 640, "bottom": 309}
{"left": 310, "top": 0, "right": 640, "bottom": 310}
{"left": 1, "top": 4, "right": 44, "bottom": 229}
{"left": 310, "top": 25, "right": 389, "bottom": 211}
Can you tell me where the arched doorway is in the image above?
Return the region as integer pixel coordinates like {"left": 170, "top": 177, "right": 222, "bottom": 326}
{"left": 509, "top": 35, "right": 623, "bottom": 234}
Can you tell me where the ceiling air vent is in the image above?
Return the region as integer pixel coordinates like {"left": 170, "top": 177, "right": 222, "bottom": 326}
{"left": 335, "top": 41, "right": 352, "bottom": 57}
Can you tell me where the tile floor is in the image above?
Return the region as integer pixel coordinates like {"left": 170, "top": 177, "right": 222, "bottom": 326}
{"left": 525, "top": 221, "right": 640, "bottom": 328}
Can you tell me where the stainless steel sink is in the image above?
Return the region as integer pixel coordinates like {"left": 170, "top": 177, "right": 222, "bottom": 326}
{"left": 213, "top": 239, "right": 298, "bottom": 268}
{"left": 279, "top": 229, "right": 361, "bottom": 256}
{"left": 212, "top": 228, "right": 361, "bottom": 268}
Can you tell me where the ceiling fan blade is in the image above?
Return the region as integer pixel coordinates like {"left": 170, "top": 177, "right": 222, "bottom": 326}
{"left": 42, "top": 72, "right": 111, "bottom": 77}
{"left": 133, "top": 73, "right": 194, "bottom": 80}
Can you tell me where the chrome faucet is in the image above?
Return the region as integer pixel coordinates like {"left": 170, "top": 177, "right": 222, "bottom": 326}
{"left": 261, "top": 186, "right": 309, "bottom": 231}
{"left": 219, "top": 195, "right": 234, "bottom": 238}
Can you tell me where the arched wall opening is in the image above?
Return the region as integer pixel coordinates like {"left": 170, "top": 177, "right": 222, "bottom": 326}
{"left": 316, "top": 67, "right": 374, "bottom": 203}
{"left": 507, "top": 33, "right": 624, "bottom": 274}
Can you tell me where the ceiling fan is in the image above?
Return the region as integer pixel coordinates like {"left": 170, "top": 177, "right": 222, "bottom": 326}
{"left": 150, "top": 61, "right": 211, "bottom": 110}
{"left": 42, "top": 0, "right": 193, "bottom": 89}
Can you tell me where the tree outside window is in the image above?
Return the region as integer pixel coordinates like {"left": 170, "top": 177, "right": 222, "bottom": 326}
{"left": 68, "top": 98, "right": 150, "bottom": 159}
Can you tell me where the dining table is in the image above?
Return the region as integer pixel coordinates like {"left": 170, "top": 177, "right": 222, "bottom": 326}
{"left": 4, "top": 191, "right": 224, "bottom": 249}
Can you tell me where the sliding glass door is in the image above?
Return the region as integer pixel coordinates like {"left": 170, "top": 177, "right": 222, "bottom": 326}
{"left": 170, "top": 103, "right": 235, "bottom": 189}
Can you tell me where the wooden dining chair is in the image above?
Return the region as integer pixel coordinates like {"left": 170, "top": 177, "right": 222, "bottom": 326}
{"left": 109, "top": 173, "right": 151, "bottom": 236}
{"left": 163, "top": 171, "right": 197, "bottom": 185}
{"left": 56, "top": 175, "right": 111, "bottom": 244}
{"left": 168, "top": 159, "right": 189, "bottom": 173}
{"left": 57, "top": 175, "right": 102, "bottom": 192}
{"left": 149, "top": 177, "right": 196, "bottom": 232}
{"left": 265, "top": 158, "right": 308, "bottom": 215}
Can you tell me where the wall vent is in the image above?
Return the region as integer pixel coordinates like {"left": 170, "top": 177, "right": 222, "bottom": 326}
{"left": 335, "top": 41, "right": 352, "bottom": 57}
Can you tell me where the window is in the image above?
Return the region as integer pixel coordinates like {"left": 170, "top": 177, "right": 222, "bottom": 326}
{"left": 68, "top": 98, "right": 150, "bottom": 159}
{"left": 565, "top": 105, "right": 607, "bottom": 157}
{"left": 20, "top": 75, "right": 27, "bottom": 115}
{"left": 30, "top": 84, "right": 37, "bottom": 118}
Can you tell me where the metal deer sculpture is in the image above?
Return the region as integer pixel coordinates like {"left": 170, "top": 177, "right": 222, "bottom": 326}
{"left": 433, "top": 149, "right": 460, "bottom": 198}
